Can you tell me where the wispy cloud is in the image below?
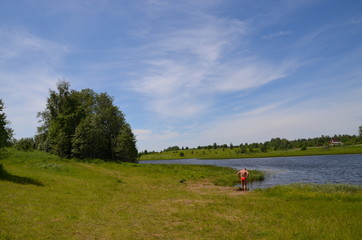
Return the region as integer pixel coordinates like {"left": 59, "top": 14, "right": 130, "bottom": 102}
{"left": 0, "top": 28, "right": 68, "bottom": 137}
{"left": 0, "top": 29, "right": 68, "bottom": 65}
{"left": 134, "top": 128, "right": 179, "bottom": 142}
{"left": 262, "top": 30, "right": 293, "bottom": 39}
{"left": 179, "top": 91, "right": 362, "bottom": 148}
{"left": 0, "top": 68, "right": 59, "bottom": 138}
{"left": 347, "top": 17, "right": 362, "bottom": 24}
{"left": 131, "top": 17, "right": 295, "bottom": 119}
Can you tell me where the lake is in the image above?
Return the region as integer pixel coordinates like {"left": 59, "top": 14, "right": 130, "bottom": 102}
{"left": 140, "top": 154, "right": 362, "bottom": 190}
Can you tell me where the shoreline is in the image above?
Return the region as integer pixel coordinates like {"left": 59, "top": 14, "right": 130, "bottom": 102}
{"left": 140, "top": 145, "right": 362, "bottom": 160}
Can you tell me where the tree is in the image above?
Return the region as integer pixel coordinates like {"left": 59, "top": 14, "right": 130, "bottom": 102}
{"left": 239, "top": 145, "right": 246, "bottom": 153}
{"left": 260, "top": 143, "right": 268, "bottom": 152}
{"left": 15, "top": 138, "right": 35, "bottom": 151}
{"left": 72, "top": 116, "right": 98, "bottom": 158}
{"left": 114, "top": 123, "right": 138, "bottom": 162}
{"left": 36, "top": 80, "right": 83, "bottom": 157}
{"left": 359, "top": 126, "right": 362, "bottom": 139}
{"left": 0, "top": 99, "right": 13, "bottom": 151}
{"left": 36, "top": 81, "right": 138, "bottom": 162}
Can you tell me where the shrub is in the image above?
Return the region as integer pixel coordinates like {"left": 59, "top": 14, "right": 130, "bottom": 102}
{"left": 15, "top": 138, "right": 35, "bottom": 151}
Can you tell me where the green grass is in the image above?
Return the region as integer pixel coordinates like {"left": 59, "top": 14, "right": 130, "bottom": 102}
{"left": 1, "top": 148, "right": 361, "bottom": 239}
{"left": 140, "top": 144, "right": 362, "bottom": 160}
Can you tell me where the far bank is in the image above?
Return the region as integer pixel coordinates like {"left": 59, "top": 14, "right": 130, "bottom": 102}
{"left": 140, "top": 144, "right": 362, "bottom": 160}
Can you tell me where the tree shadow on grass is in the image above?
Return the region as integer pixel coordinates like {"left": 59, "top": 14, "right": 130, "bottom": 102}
{"left": 0, "top": 164, "right": 44, "bottom": 186}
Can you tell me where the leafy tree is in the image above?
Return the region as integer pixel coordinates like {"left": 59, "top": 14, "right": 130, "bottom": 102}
{"left": 0, "top": 99, "right": 13, "bottom": 151}
{"left": 164, "top": 146, "right": 180, "bottom": 151}
{"left": 72, "top": 115, "right": 98, "bottom": 158}
{"left": 114, "top": 123, "right": 138, "bottom": 162}
{"left": 260, "top": 143, "right": 268, "bottom": 152}
{"left": 36, "top": 81, "right": 138, "bottom": 162}
{"left": 15, "top": 138, "right": 35, "bottom": 151}
{"left": 239, "top": 145, "right": 246, "bottom": 153}
{"left": 36, "top": 80, "right": 83, "bottom": 157}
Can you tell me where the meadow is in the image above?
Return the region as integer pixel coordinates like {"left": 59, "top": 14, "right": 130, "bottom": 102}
{"left": 140, "top": 144, "right": 362, "bottom": 160}
{"left": 1, "top": 148, "right": 361, "bottom": 239}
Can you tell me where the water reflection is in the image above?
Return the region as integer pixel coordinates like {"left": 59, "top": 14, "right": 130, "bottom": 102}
{"left": 140, "top": 154, "right": 362, "bottom": 190}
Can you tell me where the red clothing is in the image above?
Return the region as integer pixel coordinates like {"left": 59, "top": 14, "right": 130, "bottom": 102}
{"left": 241, "top": 177, "right": 247, "bottom": 182}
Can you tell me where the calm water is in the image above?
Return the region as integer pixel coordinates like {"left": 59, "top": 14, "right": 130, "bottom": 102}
{"left": 140, "top": 154, "right": 362, "bottom": 190}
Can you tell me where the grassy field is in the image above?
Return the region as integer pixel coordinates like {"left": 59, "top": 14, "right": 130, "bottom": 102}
{"left": 140, "top": 144, "right": 362, "bottom": 160}
{"left": 1, "top": 148, "right": 361, "bottom": 239}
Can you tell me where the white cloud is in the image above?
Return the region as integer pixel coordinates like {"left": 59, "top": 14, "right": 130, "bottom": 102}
{"left": 134, "top": 128, "right": 181, "bottom": 150}
{"left": 184, "top": 94, "right": 362, "bottom": 148}
{"left": 0, "top": 29, "right": 69, "bottom": 138}
{"left": 133, "top": 129, "right": 153, "bottom": 140}
{"left": 138, "top": 84, "right": 362, "bottom": 151}
{"left": 0, "top": 29, "right": 69, "bottom": 65}
{"left": 262, "top": 31, "right": 292, "bottom": 39}
{"left": 131, "top": 17, "right": 295, "bottom": 120}
{"left": 0, "top": 69, "right": 58, "bottom": 138}
{"left": 155, "top": 18, "right": 245, "bottom": 62}
{"left": 347, "top": 17, "right": 362, "bottom": 24}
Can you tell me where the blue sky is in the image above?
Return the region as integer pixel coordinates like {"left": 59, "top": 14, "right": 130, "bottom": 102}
{"left": 1, "top": 0, "right": 362, "bottom": 152}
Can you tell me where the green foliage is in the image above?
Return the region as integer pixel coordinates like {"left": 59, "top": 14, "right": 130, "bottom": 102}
{"left": 0, "top": 99, "right": 13, "bottom": 151}
{"left": 36, "top": 81, "right": 138, "bottom": 162}
{"left": 15, "top": 138, "right": 35, "bottom": 151}
{"left": 141, "top": 144, "right": 362, "bottom": 160}
{"left": 114, "top": 123, "right": 138, "bottom": 162}
{"left": 159, "top": 128, "right": 362, "bottom": 155}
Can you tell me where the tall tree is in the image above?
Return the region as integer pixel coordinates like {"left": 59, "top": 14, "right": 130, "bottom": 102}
{"left": 0, "top": 99, "right": 13, "bottom": 151}
{"left": 36, "top": 81, "right": 138, "bottom": 162}
{"left": 38, "top": 80, "right": 83, "bottom": 157}
{"left": 114, "top": 123, "right": 138, "bottom": 162}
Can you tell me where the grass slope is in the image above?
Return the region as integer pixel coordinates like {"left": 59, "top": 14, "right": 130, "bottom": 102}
{"left": 1, "top": 148, "right": 361, "bottom": 239}
{"left": 140, "top": 144, "right": 362, "bottom": 160}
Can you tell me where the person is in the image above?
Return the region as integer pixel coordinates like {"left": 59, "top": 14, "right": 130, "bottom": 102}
{"left": 237, "top": 168, "right": 249, "bottom": 191}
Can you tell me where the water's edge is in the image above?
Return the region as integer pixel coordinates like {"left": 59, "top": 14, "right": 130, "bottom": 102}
{"left": 140, "top": 154, "right": 362, "bottom": 190}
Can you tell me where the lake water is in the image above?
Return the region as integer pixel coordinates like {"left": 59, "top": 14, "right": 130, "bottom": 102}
{"left": 140, "top": 154, "right": 362, "bottom": 190}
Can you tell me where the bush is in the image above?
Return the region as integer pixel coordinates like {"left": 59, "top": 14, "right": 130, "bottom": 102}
{"left": 15, "top": 138, "right": 35, "bottom": 151}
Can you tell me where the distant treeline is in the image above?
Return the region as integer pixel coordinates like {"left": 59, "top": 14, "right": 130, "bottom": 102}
{"left": 142, "top": 130, "right": 362, "bottom": 155}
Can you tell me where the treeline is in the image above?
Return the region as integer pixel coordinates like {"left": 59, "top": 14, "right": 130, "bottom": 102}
{"left": 33, "top": 81, "right": 138, "bottom": 162}
{"left": 142, "top": 130, "right": 362, "bottom": 155}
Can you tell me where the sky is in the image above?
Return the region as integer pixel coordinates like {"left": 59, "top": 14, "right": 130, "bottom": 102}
{"left": 1, "top": 0, "right": 362, "bottom": 152}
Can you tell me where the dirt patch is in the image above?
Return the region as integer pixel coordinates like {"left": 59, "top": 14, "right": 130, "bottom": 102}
{"left": 186, "top": 181, "right": 249, "bottom": 196}
{"left": 163, "top": 198, "right": 214, "bottom": 205}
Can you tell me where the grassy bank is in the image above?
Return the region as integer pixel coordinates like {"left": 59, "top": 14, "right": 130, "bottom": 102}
{"left": 1, "top": 148, "right": 361, "bottom": 239}
{"left": 140, "top": 144, "right": 362, "bottom": 160}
